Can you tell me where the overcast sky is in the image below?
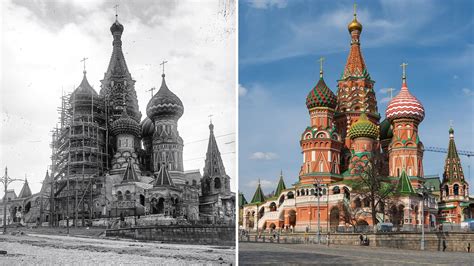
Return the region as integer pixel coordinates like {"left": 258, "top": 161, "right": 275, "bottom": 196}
{"left": 0, "top": 0, "right": 237, "bottom": 197}
{"left": 239, "top": 0, "right": 474, "bottom": 199}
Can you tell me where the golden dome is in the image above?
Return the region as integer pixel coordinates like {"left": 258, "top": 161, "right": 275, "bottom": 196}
{"left": 348, "top": 17, "right": 362, "bottom": 33}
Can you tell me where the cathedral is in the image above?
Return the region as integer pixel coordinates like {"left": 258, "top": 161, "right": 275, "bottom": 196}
{"left": 1, "top": 15, "right": 235, "bottom": 227}
{"left": 242, "top": 9, "right": 473, "bottom": 232}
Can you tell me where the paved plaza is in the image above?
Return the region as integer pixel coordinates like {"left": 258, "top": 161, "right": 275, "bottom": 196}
{"left": 239, "top": 242, "right": 473, "bottom": 265}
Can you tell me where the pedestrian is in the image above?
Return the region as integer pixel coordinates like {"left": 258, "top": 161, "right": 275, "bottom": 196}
{"left": 468, "top": 243, "right": 471, "bottom": 253}
{"left": 443, "top": 239, "right": 447, "bottom": 252}
{"left": 359, "top": 234, "right": 363, "bottom": 245}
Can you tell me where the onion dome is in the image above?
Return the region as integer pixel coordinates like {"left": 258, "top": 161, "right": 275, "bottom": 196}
{"left": 385, "top": 66, "right": 425, "bottom": 122}
{"left": 140, "top": 117, "right": 155, "bottom": 137}
{"left": 110, "top": 109, "right": 140, "bottom": 137}
{"left": 348, "top": 113, "right": 379, "bottom": 139}
{"left": 71, "top": 71, "right": 98, "bottom": 99}
{"left": 146, "top": 74, "right": 184, "bottom": 121}
{"left": 379, "top": 118, "right": 393, "bottom": 140}
{"left": 348, "top": 7, "right": 362, "bottom": 33}
{"left": 306, "top": 77, "right": 337, "bottom": 109}
{"left": 110, "top": 18, "right": 124, "bottom": 34}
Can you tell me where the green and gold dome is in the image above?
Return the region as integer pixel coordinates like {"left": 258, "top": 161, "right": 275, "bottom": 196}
{"left": 348, "top": 113, "right": 379, "bottom": 139}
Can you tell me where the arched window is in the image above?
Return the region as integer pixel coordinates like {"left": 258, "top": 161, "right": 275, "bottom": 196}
{"left": 125, "top": 190, "right": 131, "bottom": 200}
{"left": 214, "top": 178, "right": 221, "bottom": 189}
{"left": 453, "top": 184, "right": 459, "bottom": 196}
{"left": 287, "top": 191, "right": 295, "bottom": 199}
{"left": 332, "top": 186, "right": 340, "bottom": 194}
{"left": 445, "top": 186, "right": 449, "bottom": 197}
{"left": 117, "top": 191, "right": 123, "bottom": 201}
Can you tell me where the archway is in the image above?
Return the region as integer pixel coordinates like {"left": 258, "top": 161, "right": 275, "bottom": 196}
{"left": 278, "top": 195, "right": 285, "bottom": 206}
{"left": 288, "top": 210, "right": 296, "bottom": 227}
{"left": 25, "top": 202, "right": 31, "bottom": 214}
{"left": 287, "top": 192, "right": 294, "bottom": 199}
{"left": 330, "top": 206, "right": 340, "bottom": 231}
{"left": 269, "top": 202, "right": 277, "bottom": 212}
{"left": 258, "top": 206, "right": 265, "bottom": 219}
{"left": 151, "top": 198, "right": 158, "bottom": 214}
{"left": 139, "top": 194, "right": 145, "bottom": 206}
{"left": 343, "top": 187, "right": 350, "bottom": 201}
{"left": 453, "top": 184, "right": 459, "bottom": 196}
{"left": 269, "top": 223, "right": 276, "bottom": 230}
{"left": 157, "top": 198, "right": 165, "bottom": 214}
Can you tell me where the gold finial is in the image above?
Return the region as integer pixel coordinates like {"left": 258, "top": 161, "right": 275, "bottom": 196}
{"left": 348, "top": 3, "right": 362, "bottom": 33}
{"left": 318, "top": 57, "right": 325, "bottom": 78}
{"left": 401, "top": 62, "right": 408, "bottom": 83}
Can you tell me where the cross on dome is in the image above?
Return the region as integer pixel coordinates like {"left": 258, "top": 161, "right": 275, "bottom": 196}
{"left": 318, "top": 57, "right": 325, "bottom": 78}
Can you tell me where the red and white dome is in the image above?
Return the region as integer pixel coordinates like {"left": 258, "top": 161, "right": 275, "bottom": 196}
{"left": 385, "top": 83, "right": 424, "bottom": 122}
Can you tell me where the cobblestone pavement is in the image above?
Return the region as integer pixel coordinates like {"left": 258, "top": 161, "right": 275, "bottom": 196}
{"left": 239, "top": 242, "right": 473, "bottom": 265}
{"left": 0, "top": 233, "right": 235, "bottom": 265}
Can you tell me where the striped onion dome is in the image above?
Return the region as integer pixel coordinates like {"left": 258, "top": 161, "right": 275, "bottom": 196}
{"left": 140, "top": 117, "right": 155, "bottom": 137}
{"left": 385, "top": 83, "right": 424, "bottom": 122}
{"left": 146, "top": 74, "right": 184, "bottom": 121}
{"left": 348, "top": 113, "right": 379, "bottom": 139}
{"left": 306, "top": 77, "right": 337, "bottom": 109}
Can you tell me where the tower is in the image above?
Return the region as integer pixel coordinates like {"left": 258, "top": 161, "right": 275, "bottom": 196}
{"left": 146, "top": 73, "right": 185, "bottom": 183}
{"left": 386, "top": 64, "right": 425, "bottom": 186}
{"left": 109, "top": 107, "right": 141, "bottom": 175}
{"left": 439, "top": 127, "right": 470, "bottom": 223}
{"left": 335, "top": 7, "right": 379, "bottom": 172}
{"left": 347, "top": 112, "right": 379, "bottom": 175}
{"left": 100, "top": 16, "right": 141, "bottom": 123}
{"left": 300, "top": 59, "right": 343, "bottom": 184}
{"left": 201, "top": 121, "right": 231, "bottom": 195}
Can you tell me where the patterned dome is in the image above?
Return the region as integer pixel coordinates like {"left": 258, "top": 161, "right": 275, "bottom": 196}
{"left": 379, "top": 118, "right": 393, "bottom": 140}
{"left": 71, "top": 71, "right": 98, "bottom": 99}
{"left": 110, "top": 19, "right": 124, "bottom": 34}
{"left": 140, "top": 117, "right": 155, "bottom": 137}
{"left": 306, "top": 77, "right": 337, "bottom": 109}
{"left": 146, "top": 74, "right": 184, "bottom": 121}
{"left": 110, "top": 110, "right": 140, "bottom": 137}
{"left": 385, "top": 84, "right": 424, "bottom": 122}
{"left": 348, "top": 113, "right": 379, "bottom": 139}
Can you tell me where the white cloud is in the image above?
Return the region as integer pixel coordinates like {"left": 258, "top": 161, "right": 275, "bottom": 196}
{"left": 0, "top": 1, "right": 237, "bottom": 196}
{"left": 250, "top": 152, "right": 279, "bottom": 160}
{"left": 247, "top": 0, "right": 288, "bottom": 9}
{"left": 462, "top": 88, "right": 474, "bottom": 96}
{"left": 239, "top": 84, "right": 248, "bottom": 96}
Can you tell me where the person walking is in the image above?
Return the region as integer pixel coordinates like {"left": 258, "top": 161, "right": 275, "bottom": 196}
{"left": 467, "top": 243, "right": 471, "bottom": 253}
{"left": 442, "top": 239, "right": 447, "bottom": 252}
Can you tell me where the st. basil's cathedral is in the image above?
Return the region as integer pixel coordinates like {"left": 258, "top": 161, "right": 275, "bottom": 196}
{"left": 241, "top": 9, "right": 473, "bottom": 232}
{"left": 0, "top": 15, "right": 235, "bottom": 227}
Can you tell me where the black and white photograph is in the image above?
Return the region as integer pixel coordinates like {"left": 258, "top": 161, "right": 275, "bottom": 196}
{"left": 0, "top": 0, "right": 236, "bottom": 264}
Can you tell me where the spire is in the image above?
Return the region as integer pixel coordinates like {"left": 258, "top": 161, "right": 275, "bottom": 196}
{"left": 239, "top": 192, "right": 248, "bottom": 207}
{"left": 18, "top": 178, "right": 32, "bottom": 198}
{"left": 319, "top": 57, "right": 324, "bottom": 78}
{"left": 202, "top": 121, "right": 226, "bottom": 178}
{"left": 251, "top": 180, "right": 265, "bottom": 203}
{"left": 397, "top": 169, "right": 416, "bottom": 195}
{"left": 122, "top": 158, "right": 139, "bottom": 183}
{"left": 154, "top": 163, "right": 175, "bottom": 186}
{"left": 274, "top": 170, "right": 287, "bottom": 197}
{"left": 443, "top": 126, "right": 465, "bottom": 183}
{"left": 40, "top": 170, "right": 51, "bottom": 194}
{"left": 342, "top": 3, "right": 368, "bottom": 80}
{"left": 104, "top": 14, "right": 130, "bottom": 80}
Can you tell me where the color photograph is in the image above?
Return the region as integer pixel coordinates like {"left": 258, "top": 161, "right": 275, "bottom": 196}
{"left": 238, "top": 0, "right": 474, "bottom": 264}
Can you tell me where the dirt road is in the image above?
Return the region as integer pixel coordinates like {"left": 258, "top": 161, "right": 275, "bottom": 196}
{"left": 0, "top": 232, "right": 235, "bottom": 265}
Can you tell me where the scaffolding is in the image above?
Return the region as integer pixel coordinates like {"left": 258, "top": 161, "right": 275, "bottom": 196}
{"left": 49, "top": 88, "right": 109, "bottom": 227}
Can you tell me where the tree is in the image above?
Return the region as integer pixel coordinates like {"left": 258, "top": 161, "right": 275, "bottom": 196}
{"left": 349, "top": 158, "right": 398, "bottom": 229}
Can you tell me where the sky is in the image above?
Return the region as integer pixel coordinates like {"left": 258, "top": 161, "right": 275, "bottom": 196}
{"left": 0, "top": 0, "right": 237, "bottom": 198}
{"left": 239, "top": 0, "right": 474, "bottom": 200}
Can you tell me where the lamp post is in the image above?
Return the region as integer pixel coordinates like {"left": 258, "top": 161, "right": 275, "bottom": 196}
{"left": 417, "top": 184, "right": 432, "bottom": 251}
{"left": 1, "top": 167, "right": 23, "bottom": 234}
{"left": 313, "top": 178, "right": 325, "bottom": 244}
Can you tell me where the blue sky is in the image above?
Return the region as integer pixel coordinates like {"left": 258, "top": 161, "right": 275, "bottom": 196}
{"left": 239, "top": 0, "right": 474, "bottom": 200}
